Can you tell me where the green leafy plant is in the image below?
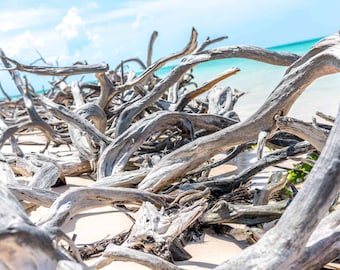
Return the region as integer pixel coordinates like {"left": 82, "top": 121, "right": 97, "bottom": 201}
{"left": 287, "top": 152, "right": 318, "bottom": 184}
{"left": 281, "top": 186, "right": 294, "bottom": 198}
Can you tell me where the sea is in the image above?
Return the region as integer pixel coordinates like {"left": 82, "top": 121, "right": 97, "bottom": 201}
{"left": 155, "top": 37, "right": 340, "bottom": 121}
{"left": 1, "top": 37, "right": 339, "bottom": 121}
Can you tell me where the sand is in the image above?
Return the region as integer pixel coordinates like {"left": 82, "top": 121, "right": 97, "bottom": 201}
{"left": 26, "top": 175, "right": 245, "bottom": 270}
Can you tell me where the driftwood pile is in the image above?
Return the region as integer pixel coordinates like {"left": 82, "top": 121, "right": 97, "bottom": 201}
{"left": 0, "top": 28, "right": 339, "bottom": 269}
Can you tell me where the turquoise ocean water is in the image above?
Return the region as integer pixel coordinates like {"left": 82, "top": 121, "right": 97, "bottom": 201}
{"left": 155, "top": 37, "right": 339, "bottom": 121}
{"left": 2, "top": 37, "right": 339, "bottom": 121}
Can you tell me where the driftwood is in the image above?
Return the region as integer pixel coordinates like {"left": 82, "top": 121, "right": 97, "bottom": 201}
{"left": 38, "top": 187, "right": 169, "bottom": 229}
{"left": 253, "top": 172, "right": 288, "bottom": 206}
{"left": 137, "top": 32, "right": 340, "bottom": 193}
{"left": 215, "top": 104, "right": 340, "bottom": 270}
{"left": 89, "top": 244, "right": 183, "bottom": 270}
{"left": 0, "top": 183, "right": 87, "bottom": 269}
{"left": 275, "top": 115, "right": 329, "bottom": 151}
{"left": 191, "top": 140, "right": 314, "bottom": 194}
{"left": 0, "top": 29, "right": 339, "bottom": 269}
{"left": 201, "top": 199, "right": 288, "bottom": 225}
{"left": 0, "top": 49, "right": 65, "bottom": 150}
{"left": 122, "top": 200, "right": 207, "bottom": 260}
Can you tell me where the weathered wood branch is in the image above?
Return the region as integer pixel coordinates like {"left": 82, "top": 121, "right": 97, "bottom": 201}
{"left": 0, "top": 152, "right": 17, "bottom": 184}
{"left": 96, "top": 72, "right": 116, "bottom": 109}
{"left": 115, "top": 42, "right": 300, "bottom": 135}
{"left": 70, "top": 81, "right": 85, "bottom": 107}
{"left": 92, "top": 169, "right": 149, "bottom": 188}
{"left": 174, "top": 68, "right": 240, "bottom": 111}
{"left": 0, "top": 183, "right": 33, "bottom": 226}
{"left": 287, "top": 209, "right": 340, "bottom": 269}
{"left": 0, "top": 183, "right": 86, "bottom": 269}
{"left": 194, "top": 35, "right": 228, "bottom": 53}
{"left": 114, "top": 58, "right": 147, "bottom": 73}
{"left": 0, "top": 121, "right": 62, "bottom": 149}
{"left": 39, "top": 95, "right": 112, "bottom": 146}
{"left": 207, "top": 86, "right": 244, "bottom": 118}
{"left": 158, "top": 140, "right": 313, "bottom": 195}
{"left": 59, "top": 156, "right": 92, "bottom": 176}
{"left": 316, "top": 111, "right": 335, "bottom": 123}
{"left": 275, "top": 115, "right": 329, "bottom": 151}
{"left": 98, "top": 111, "right": 237, "bottom": 178}
{"left": 123, "top": 200, "right": 207, "bottom": 260}
{"left": 29, "top": 160, "right": 64, "bottom": 189}
{"left": 185, "top": 142, "right": 252, "bottom": 177}
{"left": 0, "top": 81, "right": 11, "bottom": 101}
{"left": 1, "top": 56, "right": 108, "bottom": 76}
{"left": 68, "top": 103, "right": 107, "bottom": 164}
{"left": 147, "top": 31, "right": 159, "bottom": 67}
{"left": 8, "top": 184, "right": 59, "bottom": 208}
{"left": 38, "top": 187, "right": 169, "bottom": 229}
{"left": 0, "top": 49, "right": 65, "bottom": 146}
{"left": 90, "top": 243, "right": 183, "bottom": 270}
{"left": 138, "top": 32, "right": 340, "bottom": 193}
{"left": 0, "top": 116, "right": 24, "bottom": 159}
{"left": 253, "top": 172, "right": 288, "bottom": 206}
{"left": 215, "top": 104, "right": 340, "bottom": 269}
{"left": 115, "top": 27, "right": 198, "bottom": 95}
{"left": 201, "top": 199, "right": 288, "bottom": 225}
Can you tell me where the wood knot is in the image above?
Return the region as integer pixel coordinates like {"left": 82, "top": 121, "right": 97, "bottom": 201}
{"left": 274, "top": 114, "right": 281, "bottom": 121}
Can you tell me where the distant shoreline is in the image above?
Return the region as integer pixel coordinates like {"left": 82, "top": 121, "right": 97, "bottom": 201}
{"left": 0, "top": 36, "right": 323, "bottom": 101}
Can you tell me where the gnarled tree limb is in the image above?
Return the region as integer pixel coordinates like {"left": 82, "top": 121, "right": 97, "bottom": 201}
{"left": 275, "top": 115, "right": 329, "bottom": 151}
{"left": 138, "top": 32, "right": 340, "bottom": 193}
{"left": 174, "top": 68, "right": 240, "bottom": 111}
{"left": 89, "top": 243, "right": 183, "bottom": 270}
{"left": 38, "top": 187, "right": 170, "bottom": 229}
{"left": 1, "top": 56, "right": 108, "bottom": 76}
{"left": 215, "top": 103, "right": 340, "bottom": 269}
{"left": 116, "top": 42, "right": 300, "bottom": 135}
{"left": 98, "top": 111, "right": 237, "bottom": 178}
{"left": 0, "top": 183, "right": 86, "bottom": 269}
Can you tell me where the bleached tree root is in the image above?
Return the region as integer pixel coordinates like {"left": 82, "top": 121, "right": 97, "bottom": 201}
{"left": 38, "top": 187, "right": 170, "bottom": 228}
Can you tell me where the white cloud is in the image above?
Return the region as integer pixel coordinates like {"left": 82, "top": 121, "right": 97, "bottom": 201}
{"left": 86, "top": 2, "right": 99, "bottom": 9}
{"left": 84, "top": 8, "right": 136, "bottom": 25}
{"left": 133, "top": 14, "right": 154, "bottom": 30}
{"left": 3, "top": 30, "right": 44, "bottom": 57}
{"left": 0, "top": 7, "right": 59, "bottom": 32}
{"left": 1, "top": 28, "right": 71, "bottom": 68}
{"left": 87, "top": 32, "right": 101, "bottom": 47}
{"left": 1, "top": 0, "right": 337, "bottom": 71}
{"left": 55, "top": 7, "right": 83, "bottom": 39}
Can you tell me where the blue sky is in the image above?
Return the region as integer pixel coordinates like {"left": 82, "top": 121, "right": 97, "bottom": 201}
{"left": 1, "top": 0, "right": 340, "bottom": 96}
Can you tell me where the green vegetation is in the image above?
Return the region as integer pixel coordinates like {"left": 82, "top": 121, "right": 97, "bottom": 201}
{"left": 287, "top": 152, "right": 318, "bottom": 184}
